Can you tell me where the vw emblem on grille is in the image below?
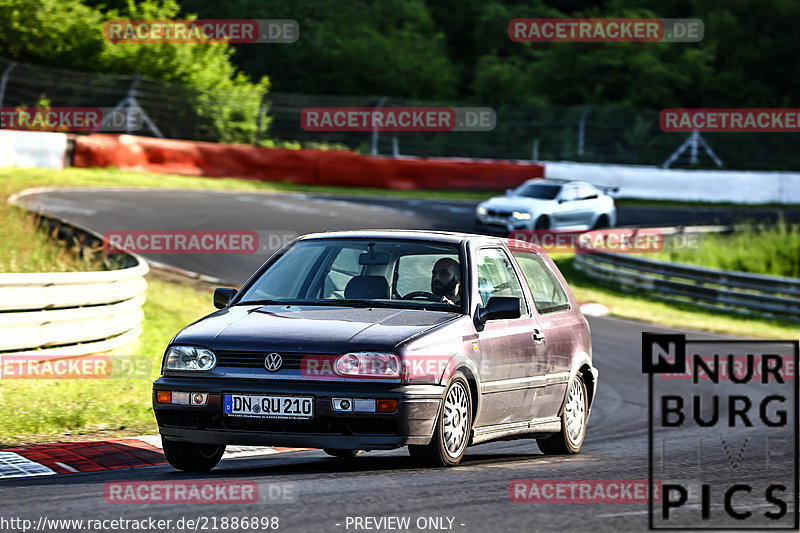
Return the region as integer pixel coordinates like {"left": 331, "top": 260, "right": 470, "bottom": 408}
{"left": 264, "top": 352, "right": 283, "bottom": 372}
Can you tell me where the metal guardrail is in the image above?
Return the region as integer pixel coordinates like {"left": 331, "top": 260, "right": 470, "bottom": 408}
{"left": 2, "top": 191, "right": 148, "bottom": 355}
{"left": 574, "top": 226, "right": 800, "bottom": 321}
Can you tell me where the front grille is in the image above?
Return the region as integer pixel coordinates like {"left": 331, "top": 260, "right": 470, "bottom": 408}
{"left": 215, "top": 351, "right": 309, "bottom": 369}
{"left": 486, "top": 209, "right": 512, "bottom": 217}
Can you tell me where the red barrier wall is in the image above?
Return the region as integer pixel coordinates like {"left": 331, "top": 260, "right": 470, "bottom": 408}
{"left": 73, "top": 134, "right": 544, "bottom": 190}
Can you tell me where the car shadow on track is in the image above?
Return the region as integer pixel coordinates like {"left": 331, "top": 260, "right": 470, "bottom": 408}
{"left": 0, "top": 449, "right": 579, "bottom": 487}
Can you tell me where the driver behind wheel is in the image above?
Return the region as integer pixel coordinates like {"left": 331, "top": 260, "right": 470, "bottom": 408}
{"left": 431, "top": 258, "right": 461, "bottom": 305}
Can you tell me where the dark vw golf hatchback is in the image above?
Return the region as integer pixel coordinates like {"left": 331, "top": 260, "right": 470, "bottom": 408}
{"left": 153, "top": 230, "right": 598, "bottom": 469}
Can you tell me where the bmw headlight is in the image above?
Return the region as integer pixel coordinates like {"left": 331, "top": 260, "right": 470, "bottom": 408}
{"left": 512, "top": 211, "right": 532, "bottom": 220}
{"left": 476, "top": 206, "right": 488, "bottom": 215}
{"left": 165, "top": 346, "right": 217, "bottom": 371}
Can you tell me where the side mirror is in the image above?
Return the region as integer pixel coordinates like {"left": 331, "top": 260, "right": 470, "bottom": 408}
{"left": 477, "top": 296, "right": 521, "bottom": 324}
{"left": 558, "top": 197, "right": 566, "bottom": 204}
{"left": 214, "top": 288, "right": 237, "bottom": 309}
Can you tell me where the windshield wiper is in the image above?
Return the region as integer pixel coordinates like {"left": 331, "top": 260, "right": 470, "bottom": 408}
{"left": 233, "top": 299, "right": 290, "bottom": 306}
{"left": 309, "top": 299, "right": 398, "bottom": 308}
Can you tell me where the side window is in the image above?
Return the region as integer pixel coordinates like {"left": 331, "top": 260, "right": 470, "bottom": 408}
{"left": 577, "top": 185, "right": 598, "bottom": 200}
{"left": 475, "top": 248, "right": 528, "bottom": 315}
{"left": 560, "top": 187, "right": 578, "bottom": 202}
{"left": 511, "top": 252, "right": 570, "bottom": 314}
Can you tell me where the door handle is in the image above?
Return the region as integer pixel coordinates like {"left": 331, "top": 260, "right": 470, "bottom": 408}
{"left": 532, "top": 330, "right": 545, "bottom": 343}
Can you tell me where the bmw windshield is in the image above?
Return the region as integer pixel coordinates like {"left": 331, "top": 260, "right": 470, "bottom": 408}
{"left": 236, "top": 238, "right": 465, "bottom": 312}
{"left": 514, "top": 183, "right": 562, "bottom": 199}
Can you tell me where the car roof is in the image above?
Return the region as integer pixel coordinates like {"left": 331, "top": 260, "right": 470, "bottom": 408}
{"left": 299, "top": 229, "right": 548, "bottom": 255}
{"left": 523, "top": 178, "right": 595, "bottom": 188}
{"left": 298, "top": 229, "right": 505, "bottom": 246}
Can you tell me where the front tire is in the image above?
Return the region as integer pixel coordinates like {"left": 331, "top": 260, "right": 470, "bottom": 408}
{"left": 408, "top": 372, "right": 472, "bottom": 467}
{"left": 162, "top": 437, "right": 226, "bottom": 471}
{"left": 593, "top": 215, "right": 610, "bottom": 229}
{"left": 537, "top": 372, "right": 588, "bottom": 454}
{"left": 534, "top": 216, "right": 550, "bottom": 230}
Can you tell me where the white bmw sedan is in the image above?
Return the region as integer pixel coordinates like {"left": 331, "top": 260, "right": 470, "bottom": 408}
{"left": 475, "top": 179, "right": 617, "bottom": 232}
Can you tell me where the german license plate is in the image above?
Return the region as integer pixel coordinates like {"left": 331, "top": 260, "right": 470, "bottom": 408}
{"left": 223, "top": 394, "right": 313, "bottom": 419}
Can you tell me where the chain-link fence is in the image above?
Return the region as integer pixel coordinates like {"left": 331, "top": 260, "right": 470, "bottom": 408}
{"left": 1, "top": 57, "right": 797, "bottom": 171}
{"left": 266, "top": 92, "right": 800, "bottom": 171}
{"left": 0, "top": 57, "right": 262, "bottom": 143}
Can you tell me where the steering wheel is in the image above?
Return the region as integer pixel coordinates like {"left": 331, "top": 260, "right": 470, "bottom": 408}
{"left": 401, "top": 291, "right": 441, "bottom": 302}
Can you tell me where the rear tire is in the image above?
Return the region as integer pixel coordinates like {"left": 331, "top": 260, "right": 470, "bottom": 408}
{"left": 161, "top": 437, "right": 226, "bottom": 471}
{"left": 408, "top": 372, "right": 472, "bottom": 467}
{"left": 323, "top": 449, "right": 363, "bottom": 458}
{"left": 537, "top": 372, "right": 588, "bottom": 455}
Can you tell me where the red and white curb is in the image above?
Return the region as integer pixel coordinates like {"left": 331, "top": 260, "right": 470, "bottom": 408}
{"left": 0, "top": 436, "right": 309, "bottom": 479}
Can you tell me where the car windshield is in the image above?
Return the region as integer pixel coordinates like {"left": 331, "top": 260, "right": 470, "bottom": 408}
{"left": 236, "top": 238, "right": 464, "bottom": 312}
{"left": 514, "top": 183, "right": 562, "bottom": 199}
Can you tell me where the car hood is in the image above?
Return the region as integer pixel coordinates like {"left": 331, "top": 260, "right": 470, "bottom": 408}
{"left": 173, "top": 305, "right": 459, "bottom": 353}
{"left": 481, "top": 196, "right": 553, "bottom": 212}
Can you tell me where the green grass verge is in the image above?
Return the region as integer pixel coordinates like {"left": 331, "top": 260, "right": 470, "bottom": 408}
{"left": 1, "top": 167, "right": 494, "bottom": 201}
{"left": 641, "top": 220, "right": 800, "bottom": 278}
{"left": 0, "top": 275, "right": 211, "bottom": 447}
{"left": 553, "top": 254, "right": 799, "bottom": 339}
{"left": 0, "top": 201, "right": 118, "bottom": 273}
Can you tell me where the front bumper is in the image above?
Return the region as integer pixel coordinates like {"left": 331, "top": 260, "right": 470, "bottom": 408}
{"left": 153, "top": 377, "right": 444, "bottom": 450}
{"left": 474, "top": 215, "right": 530, "bottom": 234}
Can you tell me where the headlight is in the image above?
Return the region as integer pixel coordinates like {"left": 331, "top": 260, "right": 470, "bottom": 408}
{"left": 335, "top": 352, "right": 399, "bottom": 378}
{"left": 512, "top": 211, "right": 532, "bottom": 220}
{"left": 476, "top": 206, "right": 488, "bottom": 215}
{"left": 165, "top": 346, "right": 217, "bottom": 371}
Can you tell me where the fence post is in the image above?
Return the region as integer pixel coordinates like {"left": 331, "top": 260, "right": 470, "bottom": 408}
{"left": 255, "top": 92, "right": 268, "bottom": 146}
{"left": 577, "top": 106, "right": 590, "bottom": 157}
{"left": 0, "top": 61, "right": 17, "bottom": 113}
{"left": 101, "top": 73, "right": 164, "bottom": 137}
{"left": 371, "top": 96, "right": 387, "bottom": 156}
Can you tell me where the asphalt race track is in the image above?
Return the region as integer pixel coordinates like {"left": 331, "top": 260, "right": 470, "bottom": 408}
{"left": 3, "top": 188, "right": 798, "bottom": 533}
{"left": 19, "top": 188, "right": 800, "bottom": 284}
